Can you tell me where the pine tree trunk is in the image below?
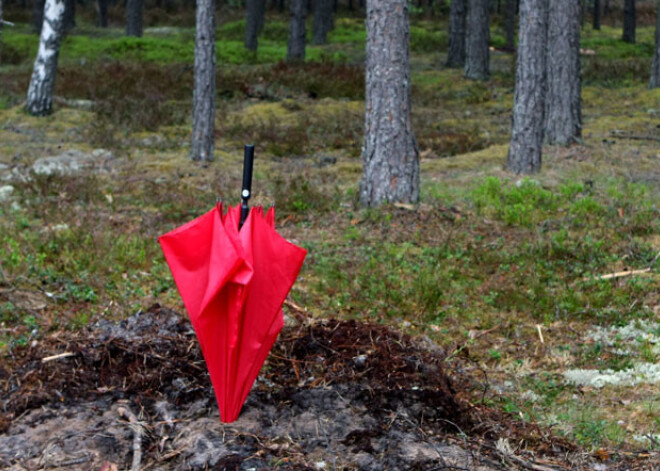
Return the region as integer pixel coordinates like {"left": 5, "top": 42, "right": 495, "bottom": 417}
{"left": 464, "top": 0, "right": 490, "bottom": 80}
{"left": 63, "top": 0, "right": 75, "bottom": 32}
{"left": 446, "top": 0, "right": 466, "bottom": 67}
{"left": 507, "top": 0, "right": 548, "bottom": 174}
{"left": 603, "top": 0, "right": 610, "bottom": 17}
{"left": 545, "top": 0, "right": 581, "bottom": 145}
{"left": 287, "top": 0, "right": 306, "bottom": 62}
{"left": 360, "top": 0, "right": 419, "bottom": 206}
{"left": 650, "top": 0, "right": 660, "bottom": 88}
{"left": 245, "top": 0, "right": 265, "bottom": 51}
{"left": 26, "top": 0, "right": 65, "bottom": 116}
{"left": 126, "top": 0, "right": 143, "bottom": 36}
{"left": 623, "top": 0, "right": 635, "bottom": 43}
{"left": 191, "top": 0, "right": 216, "bottom": 162}
{"left": 0, "top": 0, "right": 3, "bottom": 66}
{"left": 505, "top": 0, "right": 516, "bottom": 50}
{"left": 312, "top": 0, "right": 333, "bottom": 45}
{"left": 33, "top": 0, "right": 45, "bottom": 32}
{"left": 593, "top": 0, "right": 600, "bottom": 29}
{"left": 97, "top": 0, "right": 108, "bottom": 27}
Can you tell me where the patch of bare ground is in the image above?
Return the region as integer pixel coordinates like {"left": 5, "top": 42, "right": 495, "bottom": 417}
{"left": 0, "top": 305, "right": 638, "bottom": 470}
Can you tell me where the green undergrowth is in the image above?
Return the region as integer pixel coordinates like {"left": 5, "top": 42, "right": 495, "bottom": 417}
{"left": 1, "top": 12, "right": 660, "bottom": 451}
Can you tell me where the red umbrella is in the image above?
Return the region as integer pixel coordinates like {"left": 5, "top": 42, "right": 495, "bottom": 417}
{"left": 159, "top": 146, "right": 306, "bottom": 422}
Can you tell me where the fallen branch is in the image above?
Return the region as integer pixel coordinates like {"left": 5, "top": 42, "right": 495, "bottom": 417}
{"left": 41, "top": 352, "right": 75, "bottom": 363}
{"left": 596, "top": 268, "right": 651, "bottom": 281}
{"left": 2, "top": 20, "right": 15, "bottom": 26}
{"left": 118, "top": 406, "right": 142, "bottom": 471}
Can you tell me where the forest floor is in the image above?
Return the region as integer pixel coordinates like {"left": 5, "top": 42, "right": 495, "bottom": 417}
{"left": 1, "top": 10, "right": 660, "bottom": 471}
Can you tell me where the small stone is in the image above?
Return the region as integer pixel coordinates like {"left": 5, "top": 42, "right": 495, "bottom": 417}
{"left": 0, "top": 185, "right": 14, "bottom": 202}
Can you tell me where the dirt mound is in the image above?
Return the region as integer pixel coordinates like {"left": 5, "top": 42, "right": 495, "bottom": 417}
{"left": 0, "top": 305, "right": 587, "bottom": 470}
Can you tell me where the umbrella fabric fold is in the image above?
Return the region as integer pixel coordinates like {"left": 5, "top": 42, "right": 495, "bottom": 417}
{"left": 159, "top": 203, "right": 306, "bottom": 422}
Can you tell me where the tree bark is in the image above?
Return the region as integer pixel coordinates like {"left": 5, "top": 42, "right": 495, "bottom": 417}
{"left": 545, "top": 0, "right": 581, "bottom": 145}
{"left": 245, "top": 0, "right": 266, "bottom": 51}
{"left": 464, "top": 0, "right": 490, "bottom": 80}
{"left": 506, "top": 0, "right": 548, "bottom": 174}
{"left": 360, "top": 0, "right": 419, "bottom": 207}
{"left": 650, "top": 0, "right": 660, "bottom": 88}
{"left": 505, "top": 0, "right": 516, "bottom": 50}
{"left": 312, "top": 0, "right": 333, "bottom": 45}
{"left": 63, "top": 0, "right": 75, "bottom": 32}
{"left": 97, "top": 0, "right": 108, "bottom": 27}
{"left": 191, "top": 0, "right": 216, "bottom": 162}
{"left": 33, "top": 0, "right": 45, "bottom": 32}
{"left": 0, "top": 0, "right": 3, "bottom": 66}
{"left": 26, "top": 0, "right": 65, "bottom": 116}
{"left": 287, "top": 0, "right": 306, "bottom": 62}
{"left": 623, "top": 0, "right": 635, "bottom": 43}
{"left": 126, "top": 0, "right": 143, "bottom": 36}
{"left": 593, "top": 0, "right": 600, "bottom": 29}
{"left": 446, "top": 0, "right": 466, "bottom": 67}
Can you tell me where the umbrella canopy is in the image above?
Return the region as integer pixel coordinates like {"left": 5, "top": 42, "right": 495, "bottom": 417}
{"left": 159, "top": 203, "right": 306, "bottom": 422}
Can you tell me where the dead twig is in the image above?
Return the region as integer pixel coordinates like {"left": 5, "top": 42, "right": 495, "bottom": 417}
{"left": 41, "top": 352, "right": 75, "bottom": 363}
{"left": 118, "top": 406, "right": 143, "bottom": 471}
{"left": 594, "top": 268, "right": 651, "bottom": 281}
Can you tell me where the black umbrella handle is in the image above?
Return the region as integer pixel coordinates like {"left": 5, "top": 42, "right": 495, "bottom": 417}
{"left": 239, "top": 145, "right": 255, "bottom": 230}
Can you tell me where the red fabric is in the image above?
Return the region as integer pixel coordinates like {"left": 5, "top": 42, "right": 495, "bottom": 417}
{"left": 159, "top": 204, "right": 306, "bottom": 422}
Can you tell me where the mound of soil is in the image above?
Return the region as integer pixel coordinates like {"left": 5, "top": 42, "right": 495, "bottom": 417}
{"left": 1, "top": 305, "right": 586, "bottom": 470}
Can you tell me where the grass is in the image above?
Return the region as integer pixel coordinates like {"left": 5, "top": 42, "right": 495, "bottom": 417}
{"left": 0, "top": 13, "right": 660, "bottom": 451}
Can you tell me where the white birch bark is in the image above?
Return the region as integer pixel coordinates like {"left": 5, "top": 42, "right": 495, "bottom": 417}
{"left": 25, "top": 0, "right": 65, "bottom": 116}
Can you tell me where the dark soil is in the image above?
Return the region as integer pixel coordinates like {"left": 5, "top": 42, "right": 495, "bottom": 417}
{"left": 0, "top": 304, "right": 634, "bottom": 470}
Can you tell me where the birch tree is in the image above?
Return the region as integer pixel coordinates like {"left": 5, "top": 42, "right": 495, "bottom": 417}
{"left": 506, "top": 0, "right": 548, "bottom": 174}
{"left": 25, "top": 0, "right": 66, "bottom": 116}
{"left": 360, "top": 0, "right": 419, "bottom": 206}
{"left": 191, "top": 0, "right": 216, "bottom": 161}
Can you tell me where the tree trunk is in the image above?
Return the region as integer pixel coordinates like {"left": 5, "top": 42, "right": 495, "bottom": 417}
{"left": 603, "top": 0, "right": 610, "bottom": 17}
{"left": 191, "top": 0, "right": 216, "bottom": 162}
{"left": 464, "top": 0, "right": 489, "bottom": 80}
{"left": 506, "top": 0, "right": 548, "bottom": 174}
{"left": 545, "top": 0, "right": 581, "bottom": 145}
{"left": 0, "top": 0, "right": 3, "bottom": 66}
{"left": 623, "top": 0, "right": 635, "bottom": 43}
{"left": 446, "top": 0, "right": 466, "bottom": 67}
{"left": 97, "top": 0, "right": 108, "bottom": 27}
{"left": 63, "top": 0, "right": 75, "bottom": 32}
{"left": 26, "top": 0, "right": 65, "bottom": 116}
{"left": 287, "top": 0, "right": 306, "bottom": 62}
{"left": 593, "top": 0, "right": 600, "bottom": 29}
{"left": 360, "top": 0, "right": 419, "bottom": 206}
{"left": 245, "top": 0, "right": 265, "bottom": 51}
{"left": 312, "top": 0, "right": 333, "bottom": 45}
{"left": 126, "top": 0, "right": 143, "bottom": 36}
{"left": 650, "top": 0, "right": 660, "bottom": 88}
{"left": 33, "top": 0, "right": 45, "bottom": 32}
{"left": 505, "top": 0, "right": 516, "bottom": 50}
